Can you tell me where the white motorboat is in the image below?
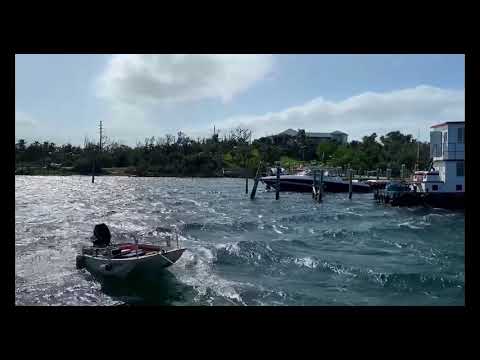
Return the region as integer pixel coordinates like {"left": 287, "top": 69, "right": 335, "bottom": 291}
{"left": 76, "top": 224, "right": 186, "bottom": 279}
{"left": 260, "top": 168, "right": 371, "bottom": 193}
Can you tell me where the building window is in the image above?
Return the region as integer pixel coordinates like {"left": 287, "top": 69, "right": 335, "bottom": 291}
{"left": 456, "top": 161, "right": 464, "bottom": 177}
{"left": 456, "top": 184, "right": 462, "bottom": 191}
{"left": 457, "top": 127, "right": 464, "bottom": 144}
{"left": 432, "top": 185, "right": 438, "bottom": 191}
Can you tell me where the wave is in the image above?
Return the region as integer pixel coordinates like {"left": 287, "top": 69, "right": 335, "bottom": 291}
{"left": 183, "top": 220, "right": 260, "bottom": 233}
{"left": 362, "top": 271, "right": 464, "bottom": 292}
{"left": 174, "top": 245, "right": 247, "bottom": 305}
{"left": 213, "top": 241, "right": 464, "bottom": 293}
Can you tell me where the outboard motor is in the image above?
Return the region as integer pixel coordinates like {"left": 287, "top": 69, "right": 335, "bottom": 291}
{"left": 91, "top": 223, "right": 111, "bottom": 247}
{"left": 76, "top": 254, "right": 86, "bottom": 269}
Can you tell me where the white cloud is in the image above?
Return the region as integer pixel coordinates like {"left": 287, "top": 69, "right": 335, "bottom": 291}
{"left": 217, "top": 85, "right": 465, "bottom": 141}
{"left": 96, "top": 54, "right": 273, "bottom": 105}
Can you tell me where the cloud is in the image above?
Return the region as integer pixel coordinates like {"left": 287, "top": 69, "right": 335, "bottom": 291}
{"left": 217, "top": 85, "right": 465, "bottom": 141}
{"left": 96, "top": 54, "right": 273, "bottom": 105}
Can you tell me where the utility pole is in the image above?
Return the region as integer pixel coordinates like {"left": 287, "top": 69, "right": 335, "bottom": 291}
{"left": 99, "top": 120, "right": 103, "bottom": 151}
{"left": 92, "top": 120, "right": 103, "bottom": 184}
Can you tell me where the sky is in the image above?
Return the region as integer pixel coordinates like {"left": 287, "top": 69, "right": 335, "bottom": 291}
{"left": 15, "top": 54, "right": 465, "bottom": 146}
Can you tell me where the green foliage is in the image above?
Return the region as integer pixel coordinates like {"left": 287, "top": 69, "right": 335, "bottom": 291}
{"left": 14, "top": 128, "right": 432, "bottom": 177}
{"left": 316, "top": 142, "right": 338, "bottom": 163}
{"left": 73, "top": 157, "right": 102, "bottom": 174}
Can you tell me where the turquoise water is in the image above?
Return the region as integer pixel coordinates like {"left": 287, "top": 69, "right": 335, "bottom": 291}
{"left": 15, "top": 176, "right": 465, "bottom": 306}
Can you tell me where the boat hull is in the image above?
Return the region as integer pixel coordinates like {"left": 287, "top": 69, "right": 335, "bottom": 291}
{"left": 260, "top": 175, "right": 371, "bottom": 193}
{"left": 377, "top": 190, "right": 464, "bottom": 210}
{"left": 81, "top": 248, "right": 186, "bottom": 279}
{"left": 422, "top": 192, "right": 465, "bottom": 210}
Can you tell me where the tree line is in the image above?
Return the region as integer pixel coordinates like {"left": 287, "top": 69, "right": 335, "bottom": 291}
{"left": 15, "top": 128, "right": 430, "bottom": 177}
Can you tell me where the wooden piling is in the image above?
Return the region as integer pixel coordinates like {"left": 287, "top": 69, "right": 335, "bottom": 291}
{"left": 250, "top": 178, "right": 259, "bottom": 200}
{"left": 275, "top": 165, "right": 280, "bottom": 200}
{"left": 250, "top": 162, "right": 262, "bottom": 200}
{"left": 91, "top": 158, "right": 95, "bottom": 183}
{"left": 312, "top": 170, "right": 317, "bottom": 199}
{"left": 348, "top": 168, "right": 352, "bottom": 199}
{"left": 318, "top": 168, "right": 323, "bottom": 202}
{"left": 245, "top": 177, "right": 249, "bottom": 194}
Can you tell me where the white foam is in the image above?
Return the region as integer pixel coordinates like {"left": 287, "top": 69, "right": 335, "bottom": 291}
{"left": 220, "top": 243, "right": 241, "bottom": 256}
{"left": 294, "top": 257, "right": 319, "bottom": 269}
{"left": 176, "top": 245, "right": 246, "bottom": 305}
{"left": 398, "top": 222, "right": 423, "bottom": 230}
{"left": 272, "top": 225, "right": 283, "bottom": 234}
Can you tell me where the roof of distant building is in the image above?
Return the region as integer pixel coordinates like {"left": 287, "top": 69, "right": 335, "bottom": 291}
{"left": 306, "top": 132, "right": 332, "bottom": 138}
{"left": 279, "top": 128, "right": 298, "bottom": 136}
{"left": 431, "top": 121, "right": 465, "bottom": 128}
{"left": 273, "top": 129, "right": 348, "bottom": 138}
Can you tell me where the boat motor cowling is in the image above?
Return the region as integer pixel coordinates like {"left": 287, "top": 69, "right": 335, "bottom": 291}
{"left": 76, "top": 255, "right": 86, "bottom": 269}
{"left": 92, "top": 223, "right": 111, "bottom": 247}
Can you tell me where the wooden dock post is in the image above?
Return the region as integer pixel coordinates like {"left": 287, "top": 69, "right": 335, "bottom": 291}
{"left": 91, "top": 158, "right": 95, "bottom": 183}
{"left": 348, "top": 168, "right": 353, "bottom": 199}
{"left": 245, "top": 176, "right": 249, "bottom": 194}
{"left": 250, "top": 162, "right": 262, "bottom": 200}
{"left": 275, "top": 165, "right": 280, "bottom": 200}
{"left": 312, "top": 170, "right": 317, "bottom": 199}
{"left": 318, "top": 168, "right": 323, "bottom": 202}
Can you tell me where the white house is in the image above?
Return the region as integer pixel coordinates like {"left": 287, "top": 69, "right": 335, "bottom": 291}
{"left": 420, "top": 121, "right": 464, "bottom": 193}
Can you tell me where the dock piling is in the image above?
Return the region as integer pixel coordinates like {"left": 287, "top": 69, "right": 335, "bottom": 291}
{"left": 318, "top": 168, "right": 323, "bottom": 202}
{"left": 250, "top": 162, "right": 262, "bottom": 200}
{"left": 245, "top": 176, "right": 249, "bottom": 194}
{"left": 348, "top": 169, "right": 353, "bottom": 199}
{"left": 312, "top": 170, "right": 317, "bottom": 199}
{"left": 91, "top": 158, "right": 95, "bottom": 183}
{"left": 275, "top": 165, "right": 280, "bottom": 200}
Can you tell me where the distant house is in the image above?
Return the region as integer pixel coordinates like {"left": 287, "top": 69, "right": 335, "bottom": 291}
{"left": 275, "top": 129, "right": 348, "bottom": 144}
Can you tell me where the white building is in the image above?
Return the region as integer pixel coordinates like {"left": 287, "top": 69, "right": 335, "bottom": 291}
{"left": 275, "top": 129, "right": 348, "bottom": 144}
{"left": 419, "top": 121, "right": 464, "bottom": 193}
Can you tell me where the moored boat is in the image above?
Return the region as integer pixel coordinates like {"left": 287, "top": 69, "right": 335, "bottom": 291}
{"left": 76, "top": 224, "right": 186, "bottom": 279}
{"left": 260, "top": 169, "right": 371, "bottom": 193}
{"left": 375, "top": 121, "right": 465, "bottom": 210}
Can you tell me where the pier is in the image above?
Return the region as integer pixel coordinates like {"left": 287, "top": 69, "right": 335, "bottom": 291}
{"left": 248, "top": 160, "right": 402, "bottom": 202}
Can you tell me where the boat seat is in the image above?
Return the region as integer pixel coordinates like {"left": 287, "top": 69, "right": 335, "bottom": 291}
{"left": 114, "top": 250, "right": 145, "bottom": 258}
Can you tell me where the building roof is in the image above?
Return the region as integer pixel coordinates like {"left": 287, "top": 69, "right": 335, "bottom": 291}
{"left": 431, "top": 121, "right": 465, "bottom": 128}
{"left": 274, "top": 129, "right": 348, "bottom": 138}
{"left": 279, "top": 128, "right": 298, "bottom": 136}
{"left": 306, "top": 132, "right": 332, "bottom": 138}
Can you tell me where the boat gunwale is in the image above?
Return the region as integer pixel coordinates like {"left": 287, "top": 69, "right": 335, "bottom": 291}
{"left": 82, "top": 247, "right": 186, "bottom": 262}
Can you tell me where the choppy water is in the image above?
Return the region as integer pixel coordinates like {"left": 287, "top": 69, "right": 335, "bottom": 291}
{"left": 15, "top": 176, "right": 465, "bottom": 306}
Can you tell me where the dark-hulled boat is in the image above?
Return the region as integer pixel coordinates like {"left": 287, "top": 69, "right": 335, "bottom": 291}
{"left": 260, "top": 171, "right": 371, "bottom": 193}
